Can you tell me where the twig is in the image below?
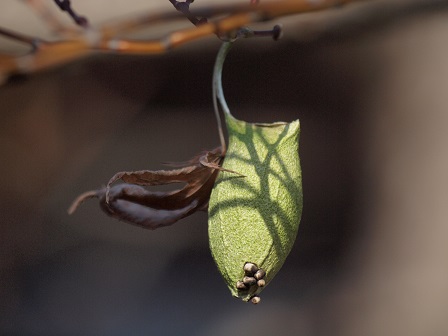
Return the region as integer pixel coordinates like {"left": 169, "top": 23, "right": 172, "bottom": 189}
{"left": 168, "top": 0, "right": 207, "bottom": 26}
{"left": 0, "top": 26, "right": 38, "bottom": 48}
{"left": 53, "top": 0, "right": 89, "bottom": 28}
{"left": 1, "top": 0, "right": 362, "bottom": 81}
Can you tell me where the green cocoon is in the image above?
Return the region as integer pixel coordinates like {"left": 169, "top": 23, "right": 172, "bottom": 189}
{"left": 208, "top": 112, "right": 303, "bottom": 302}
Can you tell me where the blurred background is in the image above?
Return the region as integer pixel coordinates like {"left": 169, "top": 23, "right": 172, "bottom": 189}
{"left": 1, "top": 0, "right": 448, "bottom": 335}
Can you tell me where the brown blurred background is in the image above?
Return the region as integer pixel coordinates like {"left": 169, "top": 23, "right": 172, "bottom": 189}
{"left": 1, "top": 1, "right": 448, "bottom": 335}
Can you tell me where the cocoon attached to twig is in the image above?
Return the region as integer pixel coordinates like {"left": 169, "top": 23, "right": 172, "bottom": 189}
{"left": 208, "top": 41, "right": 303, "bottom": 303}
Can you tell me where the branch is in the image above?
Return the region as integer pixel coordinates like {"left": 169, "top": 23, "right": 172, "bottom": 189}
{"left": 0, "top": 26, "right": 38, "bottom": 47}
{"left": 0, "top": 0, "right": 368, "bottom": 82}
{"left": 168, "top": 0, "right": 207, "bottom": 26}
{"left": 53, "top": 0, "right": 89, "bottom": 28}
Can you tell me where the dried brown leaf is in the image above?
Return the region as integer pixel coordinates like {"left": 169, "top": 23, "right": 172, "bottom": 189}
{"left": 69, "top": 147, "right": 224, "bottom": 229}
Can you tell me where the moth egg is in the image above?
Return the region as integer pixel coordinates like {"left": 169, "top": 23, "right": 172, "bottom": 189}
{"left": 254, "top": 269, "right": 266, "bottom": 280}
{"left": 251, "top": 296, "right": 261, "bottom": 304}
{"left": 236, "top": 281, "right": 247, "bottom": 290}
{"left": 243, "top": 276, "right": 257, "bottom": 286}
{"left": 243, "top": 262, "right": 258, "bottom": 275}
{"left": 257, "top": 279, "right": 266, "bottom": 287}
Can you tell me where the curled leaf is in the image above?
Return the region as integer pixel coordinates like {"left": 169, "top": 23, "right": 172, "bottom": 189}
{"left": 69, "top": 147, "right": 224, "bottom": 229}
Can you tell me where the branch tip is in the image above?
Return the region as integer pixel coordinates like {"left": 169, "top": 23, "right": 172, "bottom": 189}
{"left": 53, "top": 0, "right": 89, "bottom": 28}
{"left": 252, "top": 24, "right": 283, "bottom": 40}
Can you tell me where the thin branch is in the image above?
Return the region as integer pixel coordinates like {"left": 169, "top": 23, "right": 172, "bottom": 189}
{"left": 99, "top": 0, "right": 360, "bottom": 40}
{"left": 53, "top": 0, "right": 89, "bottom": 28}
{"left": 168, "top": 0, "right": 207, "bottom": 26}
{"left": 0, "top": 26, "right": 38, "bottom": 47}
{"left": 1, "top": 0, "right": 363, "bottom": 80}
{"left": 102, "top": 0, "right": 358, "bottom": 52}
